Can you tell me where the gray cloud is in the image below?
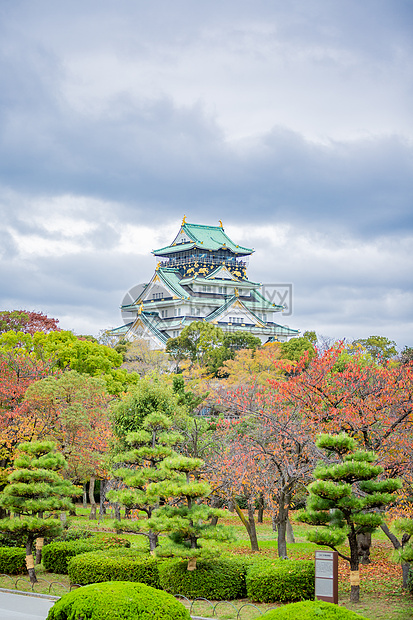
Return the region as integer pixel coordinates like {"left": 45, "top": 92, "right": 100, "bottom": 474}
{"left": 0, "top": 0, "right": 412, "bottom": 345}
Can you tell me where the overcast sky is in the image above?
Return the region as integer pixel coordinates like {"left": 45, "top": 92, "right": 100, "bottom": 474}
{"left": 0, "top": 0, "right": 412, "bottom": 347}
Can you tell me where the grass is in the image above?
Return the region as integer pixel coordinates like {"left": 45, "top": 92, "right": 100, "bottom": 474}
{"left": 0, "top": 506, "right": 412, "bottom": 619}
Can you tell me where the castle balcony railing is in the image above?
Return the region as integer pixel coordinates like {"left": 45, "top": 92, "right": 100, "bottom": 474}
{"left": 160, "top": 256, "right": 247, "bottom": 269}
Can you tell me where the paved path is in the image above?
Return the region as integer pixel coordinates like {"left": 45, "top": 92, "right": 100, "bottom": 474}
{"left": 0, "top": 591, "right": 57, "bottom": 620}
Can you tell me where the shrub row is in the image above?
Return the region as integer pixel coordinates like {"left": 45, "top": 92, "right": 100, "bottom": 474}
{"left": 246, "top": 559, "right": 315, "bottom": 603}
{"left": 68, "top": 549, "right": 160, "bottom": 589}
{"left": 158, "top": 557, "right": 247, "bottom": 600}
{"left": 66, "top": 550, "right": 315, "bottom": 603}
{"left": 0, "top": 547, "right": 27, "bottom": 574}
{"left": 42, "top": 535, "right": 130, "bottom": 574}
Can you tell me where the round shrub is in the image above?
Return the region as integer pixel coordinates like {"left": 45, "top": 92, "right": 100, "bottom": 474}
{"left": 68, "top": 549, "right": 160, "bottom": 588}
{"left": 262, "top": 600, "right": 369, "bottom": 619}
{"left": 42, "top": 535, "right": 130, "bottom": 574}
{"left": 0, "top": 546, "right": 26, "bottom": 574}
{"left": 246, "top": 559, "right": 315, "bottom": 603}
{"left": 46, "top": 581, "right": 190, "bottom": 620}
{"left": 158, "top": 557, "right": 246, "bottom": 600}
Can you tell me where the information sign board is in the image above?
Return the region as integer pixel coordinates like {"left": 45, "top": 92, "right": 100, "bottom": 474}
{"left": 315, "top": 550, "right": 338, "bottom": 604}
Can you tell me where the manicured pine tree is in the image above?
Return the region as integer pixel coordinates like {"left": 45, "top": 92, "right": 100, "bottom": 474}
{"left": 147, "top": 454, "right": 234, "bottom": 569}
{"left": 108, "top": 411, "right": 183, "bottom": 552}
{"left": 299, "top": 433, "right": 401, "bottom": 603}
{"left": 0, "top": 440, "right": 77, "bottom": 583}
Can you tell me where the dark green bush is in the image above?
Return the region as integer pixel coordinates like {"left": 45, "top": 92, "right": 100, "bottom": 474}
{"left": 0, "top": 531, "right": 26, "bottom": 548}
{"left": 42, "top": 535, "right": 130, "bottom": 574}
{"left": 158, "top": 557, "right": 247, "bottom": 600}
{"left": 46, "top": 581, "right": 190, "bottom": 620}
{"left": 262, "top": 600, "right": 368, "bottom": 619}
{"left": 246, "top": 559, "right": 315, "bottom": 603}
{"left": 0, "top": 546, "right": 26, "bottom": 574}
{"left": 68, "top": 549, "right": 160, "bottom": 588}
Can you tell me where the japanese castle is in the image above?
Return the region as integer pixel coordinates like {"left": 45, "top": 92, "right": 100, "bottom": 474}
{"left": 113, "top": 219, "right": 299, "bottom": 349}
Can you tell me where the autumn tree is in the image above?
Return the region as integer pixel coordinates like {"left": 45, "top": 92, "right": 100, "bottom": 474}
{"left": 0, "top": 310, "right": 60, "bottom": 335}
{"left": 299, "top": 433, "right": 401, "bottom": 603}
{"left": 0, "top": 348, "right": 53, "bottom": 483}
{"left": 121, "top": 338, "right": 171, "bottom": 377}
{"left": 0, "top": 440, "right": 77, "bottom": 583}
{"left": 22, "top": 371, "right": 112, "bottom": 486}
{"left": 210, "top": 384, "right": 316, "bottom": 557}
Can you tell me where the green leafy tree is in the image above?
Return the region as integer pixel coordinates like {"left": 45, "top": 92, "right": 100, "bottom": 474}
{"left": 166, "top": 321, "right": 224, "bottom": 369}
{"left": 0, "top": 440, "right": 77, "bottom": 583}
{"left": 148, "top": 454, "right": 234, "bottom": 568}
{"left": 352, "top": 335, "right": 397, "bottom": 362}
{"left": 0, "top": 329, "right": 137, "bottom": 395}
{"left": 110, "top": 377, "right": 185, "bottom": 444}
{"left": 108, "top": 412, "right": 183, "bottom": 551}
{"left": 279, "top": 335, "right": 316, "bottom": 364}
{"left": 299, "top": 433, "right": 401, "bottom": 602}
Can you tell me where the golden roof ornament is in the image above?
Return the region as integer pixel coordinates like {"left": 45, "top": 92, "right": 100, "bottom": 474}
{"left": 138, "top": 303, "right": 144, "bottom": 315}
{"left": 182, "top": 215, "right": 187, "bottom": 225}
{"left": 156, "top": 261, "right": 161, "bottom": 271}
{"left": 219, "top": 219, "right": 223, "bottom": 228}
{"left": 234, "top": 287, "right": 239, "bottom": 297}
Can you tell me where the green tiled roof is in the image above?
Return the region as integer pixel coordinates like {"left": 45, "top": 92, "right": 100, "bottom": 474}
{"left": 153, "top": 222, "right": 253, "bottom": 256}
{"left": 247, "top": 290, "right": 284, "bottom": 311}
{"left": 157, "top": 267, "right": 191, "bottom": 298}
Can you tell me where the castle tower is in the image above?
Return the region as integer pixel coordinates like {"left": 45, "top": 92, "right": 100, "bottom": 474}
{"left": 113, "top": 219, "right": 298, "bottom": 349}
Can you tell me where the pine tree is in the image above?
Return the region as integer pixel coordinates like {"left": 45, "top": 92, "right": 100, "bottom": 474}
{"left": 108, "top": 411, "right": 183, "bottom": 552}
{"left": 0, "top": 440, "right": 77, "bottom": 583}
{"left": 147, "top": 454, "right": 234, "bottom": 569}
{"left": 299, "top": 433, "right": 401, "bottom": 603}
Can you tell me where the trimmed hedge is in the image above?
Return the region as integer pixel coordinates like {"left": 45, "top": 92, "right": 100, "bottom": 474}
{"left": 0, "top": 546, "right": 26, "bottom": 574}
{"left": 262, "top": 600, "right": 369, "bottom": 619}
{"left": 246, "top": 559, "right": 315, "bottom": 603}
{"left": 158, "top": 557, "right": 247, "bottom": 600}
{"left": 42, "top": 535, "right": 130, "bottom": 574}
{"left": 68, "top": 549, "right": 160, "bottom": 588}
{"left": 46, "top": 581, "right": 190, "bottom": 620}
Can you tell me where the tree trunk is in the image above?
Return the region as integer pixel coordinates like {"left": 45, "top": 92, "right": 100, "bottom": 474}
{"left": 26, "top": 536, "right": 38, "bottom": 584}
{"left": 233, "top": 498, "right": 259, "bottom": 552}
{"left": 247, "top": 500, "right": 259, "bottom": 552}
{"left": 348, "top": 530, "right": 360, "bottom": 603}
{"left": 357, "top": 532, "right": 371, "bottom": 564}
{"left": 272, "top": 515, "right": 277, "bottom": 532}
{"left": 402, "top": 563, "right": 410, "bottom": 588}
{"left": 276, "top": 511, "right": 288, "bottom": 559}
{"left": 286, "top": 518, "right": 295, "bottom": 544}
{"left": 89, "top": 475, "right": 97, "bottom": 520}
{"left": 257, "top": 492, "right": 264, "bottom": 524}
{"left": 35, "top": 538, "right": 44, "bottom": 565}
{"left": 275, "top": 495, "right": 291, "bottom": 559}
{"left": 380, "top": 522, "right": 410, "bottom": 587}
{"left": 82, "top": 482, "right": 88, "bottom": 509}
{"left": 148, "top": 531, "right": 159, "bottom": 553}
{"left": 99, "top": 479, "right": 107, "bottom": 521}
{"left": 113, "top": 503, "right": 121, "bottom": 521}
